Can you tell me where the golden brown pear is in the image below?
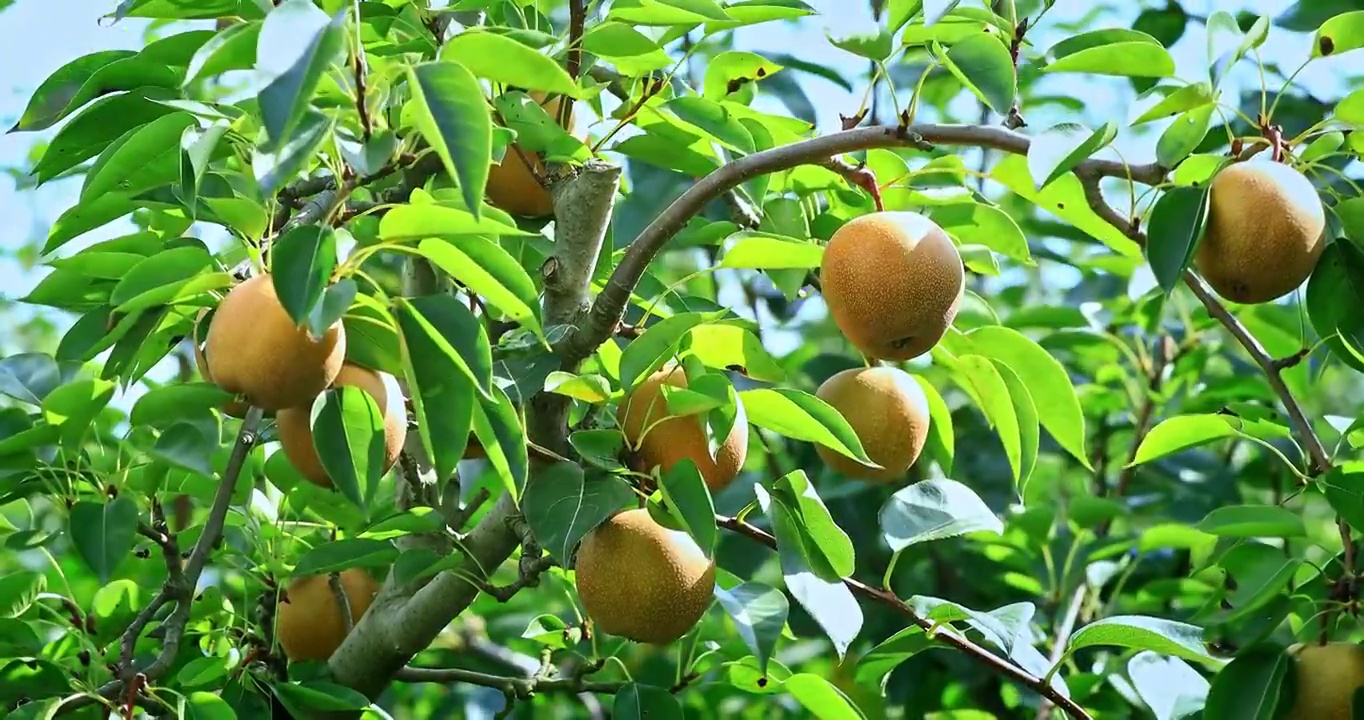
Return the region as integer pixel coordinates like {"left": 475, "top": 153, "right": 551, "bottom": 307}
{"left": 820, "top": 211, "right": 964, "bottom": 361}
{"left": 574, "top": 508, "right": 716, "bottom": 645}
{"left": 815, "top": 366, "right": 931, "bottom": 482}
{"left": 276, "top": 363, "right": 407, "bottom": 489}
{"left": 620, "top": 364, "right": 748, "bottom": 492}
{"left": 204, "top": 274, "right": 346, "bottom": 412}
{"left": 1194, "top": 160, "right": 1326, "bottom": 304}
{"left": 276, "top": 568, "right": 380, "bottom": 662}
{"left": 1285, "top": 642, "right": 1364, "bottom": 720}
{"left": 486, "top": 92, "right": 575, "bottom": 217}
{"left": 191, "top": 308, "right": 260, "bottom": 419}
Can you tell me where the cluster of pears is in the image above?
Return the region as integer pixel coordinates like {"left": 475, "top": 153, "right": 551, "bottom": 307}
{"left": 1194, "top": 159, "right": 1327, "bottom": 304}
{"left": 815, "top": 210, "right": 965, "bottom": 482}
{"left": 198, "top": 273, "right": 405, "bottom": 661}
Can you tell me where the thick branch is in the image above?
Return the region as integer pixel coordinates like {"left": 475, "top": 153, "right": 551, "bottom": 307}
{"left": 717, "top": 515, "right": 1092, "bottom": 720}
{"left": 570, "top": 123, "right": 1165, "bottom": 361}
{"left": 327, "top": 162, "right": 622, "bottom": 701}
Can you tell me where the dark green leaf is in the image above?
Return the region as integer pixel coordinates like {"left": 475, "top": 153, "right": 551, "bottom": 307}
{"left": 1195, "top": 505, "right": 1306, "bottom": 538}
{"left": 408, "top": 61, "right": 493, "bottom": 218}
{"left": 69, "top": 496, "right": 138, "bottom": 584}
{"left": 1157, "top": 104, "right": 1216, "bottom": 168}
{"left": 312, "top": 386, "right": 387, "bottom": 514}
{"left": 256, "top": 0, "right": 346, "bottom": 150}
{"left": 1204, "top": 643, "right": 1293, "bottom": 720}
{"left": 657, "top": 459, "right": 717, "bottom": 557}
{"left": 394, "top": 297, "right": 478, "bottom": 483}
{"left": 714, "top": 582, "right": 788, "bottom": 675}
{"left": 612, "top": 684, "right": 684, "bottom": 720}
{"left": 941, "top": 33, "right": 1015, "bottom": 113}
{"left": 1145, "top": 186, "right": 1211, "bottom": 294}
{"left": 879, "top": 478, "right": 1002, "bottom": 551}
{"left": 292, "top": 538, "right": 398, "bottom": 575}
{"left": 271, "top": 225, "right": 337, "bottom": 328}
{"left": 523, "top": 463, "right": 634, "bottom": 564}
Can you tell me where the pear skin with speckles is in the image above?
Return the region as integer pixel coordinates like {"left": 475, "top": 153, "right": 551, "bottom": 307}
{"left": 204, "top": 274, "right": 346, "bottom": 412}
{"left": 1284, "top": 642, "right": 1364, "bottom": 720}
{"left": 573, "top": 509, "right": 716, "bottom": 645}
{"left": 276, "top": 569, "right": 381, "bottom": 662}
{"left": 1194, "top": 160, "right": 1326, "bottom": 304}
{"left": 819, "top": 211, "right": 964, "bottom": 361}
{"left": 620, "top": 364, "right": 748, "bottom": 492}
{"left": 276, "top": 363, "right": 407, "bottom": 489}
{"left": 815, "top": 365, "right": 931, "bottom": 483}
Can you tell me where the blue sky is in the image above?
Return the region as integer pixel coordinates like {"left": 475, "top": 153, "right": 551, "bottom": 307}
{"left": 0, "top": 0, "right": 1347, "bottom": 404}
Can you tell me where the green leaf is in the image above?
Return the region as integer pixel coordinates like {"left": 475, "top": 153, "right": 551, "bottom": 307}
{"left": 270, "top": 225, "right": 336, "bottom": 329}
{"left": 0, "top": 354, "right": 63, "bottom": 406}
{"left": 396, "top": 295, "right": 493, "bottom": 398}
{"left": 612, "top": 684, "right": 684, "bottom": 720}
{"left": 42, "top": 377, "right": 117, "bottom": 450}
{"left": 1133, "top": 82, "right": 1216, "bottom": 125}
{"left": 951, "top": 354, "right": 1023, "bottom": 483}
{"left": 703, "top": 50, "right": 783, "bottom": 101}
{"left": 713, "top": 582, "right": 788, "bottom": 675}
{"left": 657, "top": 459, "right": 717, "bottom": 558}
{"left": 292, "top": 538, "right": 398, "bottom": 575}
{"left": 271, "top": 680, "right": 371, "bottom": 714}
{"left": 756, "top": 484, "right": 863, "bottom": 658}
{"left": 618, "top": 312, "right": 723, "bottom": 391}
{"left": 150, "top": 422, "right": 219, "bottom": 477}
{"left": 523, "top": 463, "right": 634, "bottom": 564}
{"left": 1067, "top": 615, "right": 1213, "bottom": 664}
{"left": 1203, "top": 644, "right": 1292, "bottom": 720}
{"left": 1127, "top": 652, "right": 1209, "bottom": 720}
{"left": 827, "top": 24, "right": 894, "bottom": 61}
{"left": 1195, "top": 505, "right": 1306, "bottom": 538}
{"left": 183, "top": 691, "right": 236, "bottom": 720}
{"left": 185, "top": 19, "right": 261, "bottom": 84}
{"left": 408, "top": 61, "right": 493, "bottom": 218}
{"left": 311, "top": 386, "right": 387, "bottom": 514}
{"left": 739, "top": 387, "right": 873, "bottom": 464}
{"left": 379, "top": 202, "right": 532, "bottom": 240}
{"left": 772, "top": 470, "right": 855, "bottom": 577}
{"left": 440, "top": 30, "right": 579, "bottom": 96}
{"left": 12, "top": 50, "right": 179, "bottom": 133}
{"left": 581, "top": 23, "right": 673, "bottom": 75}
{"left": 256, "top": 0, "right": 346, "bottom": 150}
{"left": 109, "top": 246, "right": 215, "bottom": 313}
{"left": 393, "top": 298, "right": 477, "bottom": 483}
{"left": 1314, "top": 10, "right": 1364, "bottom": 57}
{"left": 1323, "top": 463, "right": 1364, "bottom": 531}
{"left": 988, "top": 155, "right": 1142, "bottom": 258}
{"left": 683, "top": 323, "right": 785, "bottom": 383}
{"left": 719, "top": 231, "right": 824, "bottom": 269}
{"left": 177, "top": 656, "right": 232, "bottom": 689}
{"left": 253, "top": 108, "right": 331, "bottom": 194}
{"left": 785, "top": 674, "right": 869, "bottom": 720}
{"left": 1307, "top": 239, "right": 1364, "bottom": 358}
{"left": 416, "top": 237, "right": 543, "bottom": 341}
{"left": 471, "top": 381, "right": 529, "bottom": 501}
{"left": 940, "top": 33, "right": 1015, "bottom": 113}
{"left": 1027, "top": 122, "right": 1118, "bottom": 189}
{"left": 879, "top": 478, "right": 1002, "bottom": 551}
{"left": 1044, "top": 38, "right": 1176, "bottom": 78}
{"left": 68, "top": 496, "right": 138, "bottom": 584}
{"left": 1156, "top": 104, "right": 1216, "bottom": 168}
{"left": 928, "top": 201, "right": 1032, "bottom": 265}
{"left": 1145, "top": 186, "right": 1211, "bottom": 294}
{"left": 80, "top": 111, "right": 196, "bottom": 201}
{"left": 1130, "top": 414, "right": 1240, "bottom": 465}
{"left": 854, "top": 626, "right": 937, "bottom": 690}
{"left": 914, "top": 374, "right": 955, "bottom": 475}
{"left": 993, "top": 360, "right": 1040, "bottom": 489}
{"left": 0, "top": 571, "right": 44, "bottom": 618}
{"left": 31, "top": 87, "right": 180, "bottom": 182}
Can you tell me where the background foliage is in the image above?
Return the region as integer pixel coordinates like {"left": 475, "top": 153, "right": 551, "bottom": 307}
{"left": 1, "top": 0, "right": 1364, "bottom": 718}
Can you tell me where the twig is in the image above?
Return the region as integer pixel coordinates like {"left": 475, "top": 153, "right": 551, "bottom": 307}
{"left": 394, "top": 665, "right": 623, "bottom": 695}
{"left": 331, "top": 572, "right": 355, "bottom": 635}
{"left": 1034, "top": 585, "right": 1088, "bottom": 720}
{"left": 716, "top": 515, "right": 1093, "bottom": 720}
{"left": 1108, "top": 335, "right": 1174, "bottom": 514}
{"left": 61, "top": 407, "right": 265, "bottom": 714}
{"left": 351, "top": 0, "right": 372, "bottom": 141}
{"left": 567, "top": 123, "right": 1166, "bottom": 365}
{"left": 479, "top": 553, "right": 559, "bottom": 602}
{"left": 820, "top": 156, "right": 885, "bottom": 212}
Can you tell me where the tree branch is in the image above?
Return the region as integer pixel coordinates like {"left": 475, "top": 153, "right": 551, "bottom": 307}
{"left": 1034, "top": 585, "right": 1088, "bottom": 720}
{"left": 327, "top": 161, "right": 622, "bottom": 701}
{"left": 62, "top": 407, "right": 265, "bottom": 714}
{"left": 716, "top": 515, "right": 1093, "bottom": 720}
{"left": 567, "top": 123, "right": 1165, "bottom": 363}
{"left": 393, "top": 665, "right": 622, "bottom": 695}
{"left": 331, "top": 572, "right": 355, "bottom": 635}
